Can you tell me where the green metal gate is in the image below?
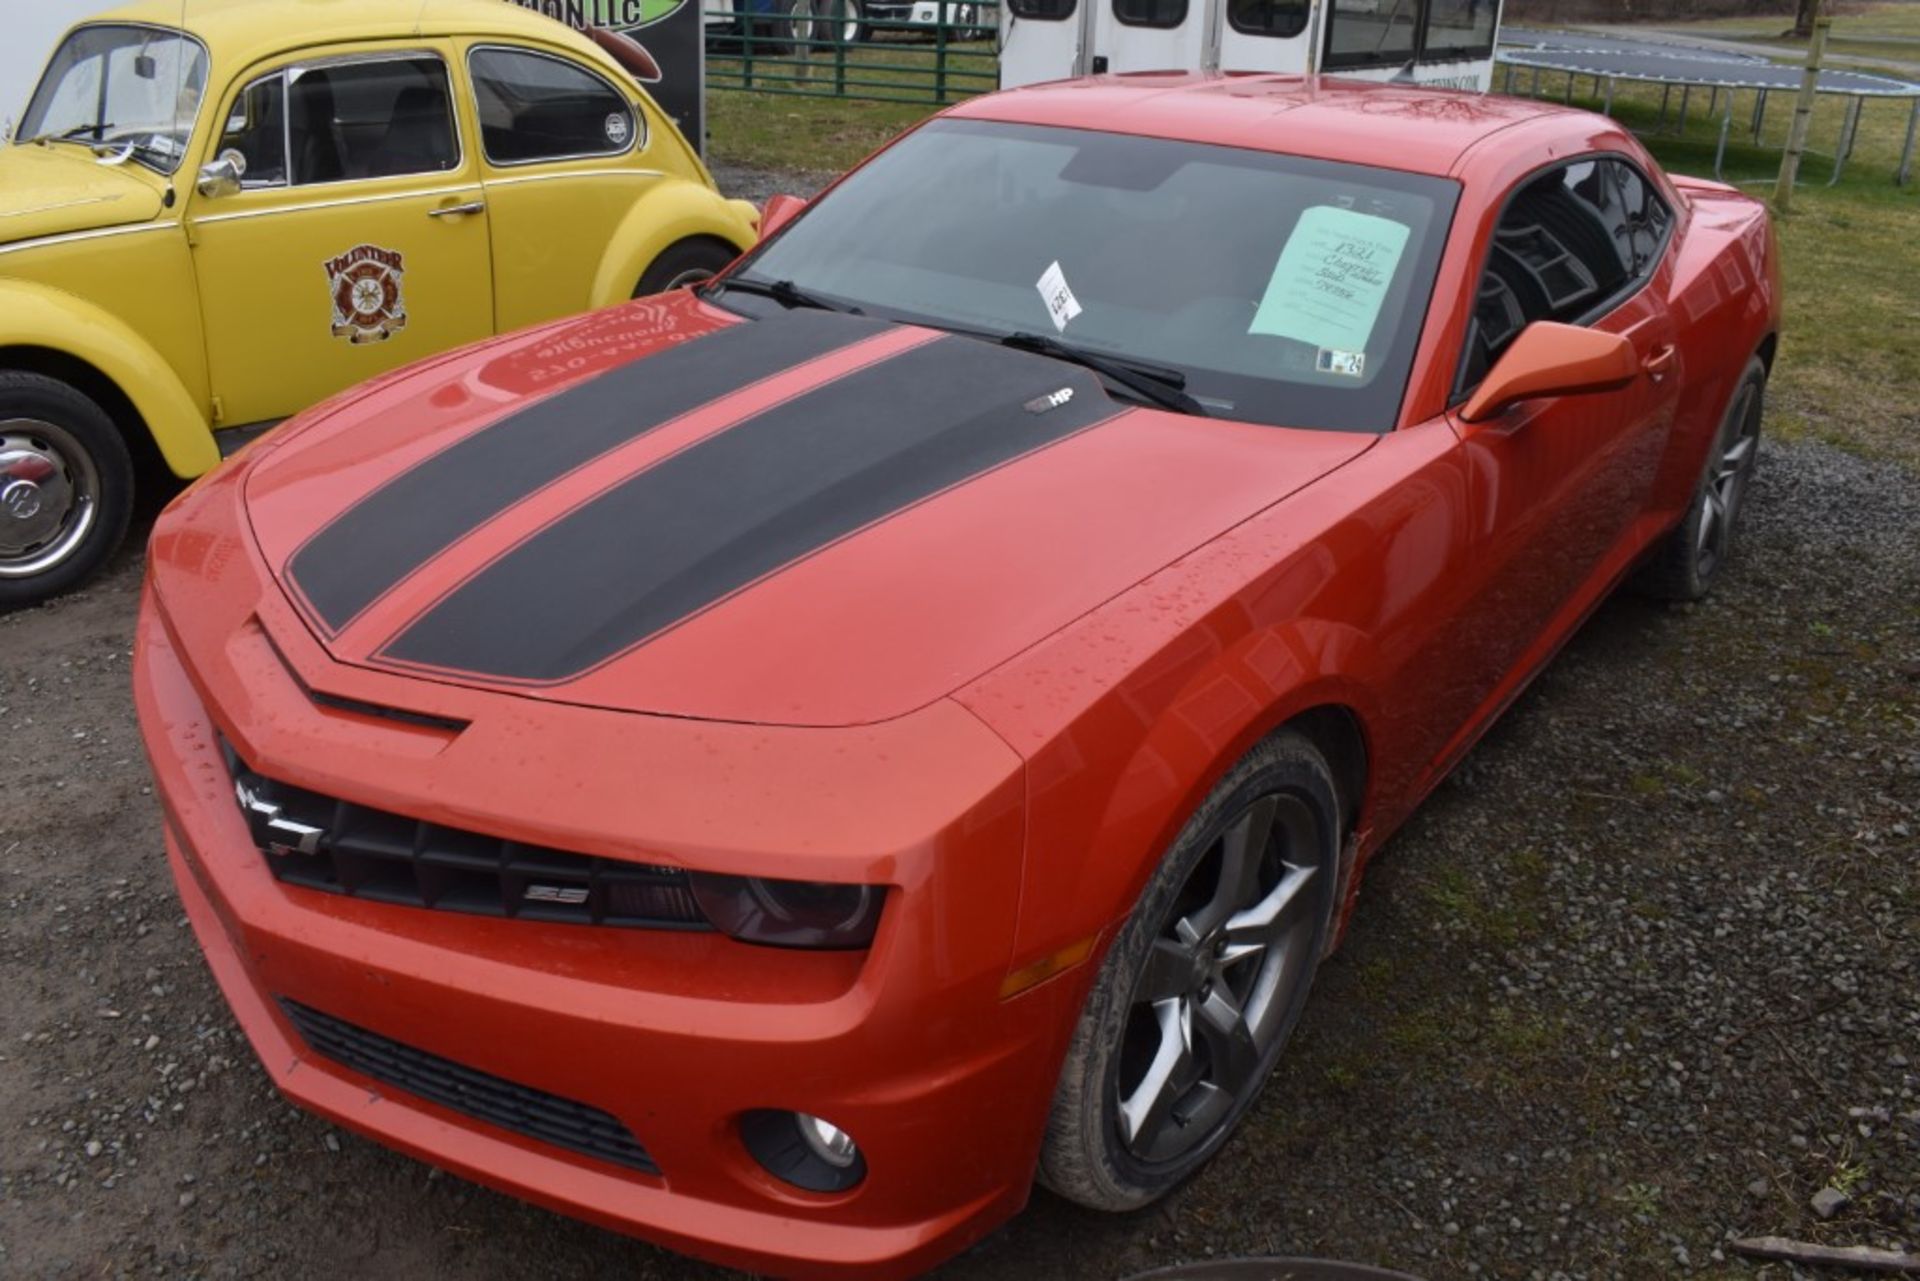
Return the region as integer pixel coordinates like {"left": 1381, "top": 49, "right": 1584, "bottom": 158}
{"left": 704, "top": 0, "right": 1000, "bottom": 104}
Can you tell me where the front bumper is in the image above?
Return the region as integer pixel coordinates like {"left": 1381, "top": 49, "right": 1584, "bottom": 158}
{"left": 134, "top": 580, "right": 1077, "bottom": 1280}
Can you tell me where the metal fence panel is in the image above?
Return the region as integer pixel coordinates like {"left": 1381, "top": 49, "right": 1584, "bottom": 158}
{"left": 704, "top": 0, "right": 1000, "bottom": 104}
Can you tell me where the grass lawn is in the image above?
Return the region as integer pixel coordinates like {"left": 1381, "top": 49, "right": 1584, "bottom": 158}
{"left": 1652, "top": 0, "right": 1920, "bottom": 65}
{"left": 707, "top": 44, "right": 1920, "bottom": 471}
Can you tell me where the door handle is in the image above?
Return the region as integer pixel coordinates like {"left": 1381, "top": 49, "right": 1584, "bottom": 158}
{"left": 429, "top": 200, "right": 486, "bottom": 219}
{"left": 1644, "top": 344, "right": 1677, "bottom": 376}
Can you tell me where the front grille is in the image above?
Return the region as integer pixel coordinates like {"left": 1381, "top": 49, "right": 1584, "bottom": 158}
{"left": 224, "top": 745, "right": 708, "bottom": 930}
{"left": 279, "top": 1000, "right": 658, "bottom": 1174}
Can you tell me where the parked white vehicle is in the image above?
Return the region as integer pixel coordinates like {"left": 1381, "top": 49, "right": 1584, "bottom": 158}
{"left": 1000, "top": 0, "right": 1503, "bottom": 91}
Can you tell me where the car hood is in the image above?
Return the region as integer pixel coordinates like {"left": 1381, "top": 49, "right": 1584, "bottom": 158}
{"left": 244, "top": 295, "right": 1371, "bottom": 727}
{"left": 0, "top": 144, "right": 166, "bottom": 246}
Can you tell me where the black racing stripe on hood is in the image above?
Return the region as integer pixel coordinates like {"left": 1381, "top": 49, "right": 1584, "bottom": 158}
{"left": 378, "top": 335, "right": 1118, "bottom": 684}
{"left": 286, "top": 311, "right": 891, "bottom": 633}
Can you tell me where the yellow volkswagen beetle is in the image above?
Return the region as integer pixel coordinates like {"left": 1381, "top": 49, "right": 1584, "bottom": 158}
{"left": 0, "top": 0, "right": 758, "bottom": 607}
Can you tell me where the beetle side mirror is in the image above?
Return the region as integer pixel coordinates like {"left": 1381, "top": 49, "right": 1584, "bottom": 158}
{"left": 1458, "top": 321, "right": 1642, "bottom": 423}
{"left": 196, "top": 150, "right": 247, "bottom": 199}
{"left": 759, "top": 193, "right": 808, "bottom": 242}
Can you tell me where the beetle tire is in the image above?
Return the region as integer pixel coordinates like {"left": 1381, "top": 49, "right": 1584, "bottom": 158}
{"left": 634, "top": 238, "right": 743, "bottom": 298}
{"left": 0, "top": 372, "right": 135, "bottom": 612}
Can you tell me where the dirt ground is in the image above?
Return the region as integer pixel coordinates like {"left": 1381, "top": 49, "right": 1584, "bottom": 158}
{"left": 2, "top": 427, "right": 1917, "bottom": 1275}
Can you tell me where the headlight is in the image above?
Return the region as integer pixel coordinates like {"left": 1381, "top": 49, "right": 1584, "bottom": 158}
{"left": 688, "top": 873, "right": 884, "bottom": 949}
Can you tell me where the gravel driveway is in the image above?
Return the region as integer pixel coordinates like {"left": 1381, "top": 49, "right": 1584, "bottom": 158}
{"left": 2, "top": 424, "right": 1915, "bottom": 1276}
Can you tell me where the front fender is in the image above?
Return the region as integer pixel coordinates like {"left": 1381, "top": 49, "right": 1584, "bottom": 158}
{"left": 0, "top": 280, "right": 216, "bottom": 478}
{"left": 586, "top": 180, "right": 759, "bottom": 309}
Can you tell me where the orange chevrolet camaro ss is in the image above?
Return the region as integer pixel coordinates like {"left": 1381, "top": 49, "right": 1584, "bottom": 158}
{"left": 134, "top": 74, "right": 1779, "bottom": 1279}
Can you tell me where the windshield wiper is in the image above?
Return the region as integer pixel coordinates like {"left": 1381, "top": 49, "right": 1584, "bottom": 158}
{"left": 706, "top": 275, "right": 862, "bottom": 315}
{"left": 27, "top": 122, "right": 116, "bottom": 146}
{"left": 999, "top": 331, "right": 1207, "bottom": 417}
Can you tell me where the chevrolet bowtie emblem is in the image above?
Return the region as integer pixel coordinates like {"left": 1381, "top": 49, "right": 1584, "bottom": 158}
{"left": 234, "top": 779, "right": 326, "bottom": 856}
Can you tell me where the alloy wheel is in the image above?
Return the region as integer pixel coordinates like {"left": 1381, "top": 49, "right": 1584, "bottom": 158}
{"left": 1115, "top": 792, "right": 1324, "bottom": 1165}
{"left": 1695, "top": 378, "right": 1761, "bottom": 579}
{"left": 0, "top": 419, "right": 99, "bottom": 580}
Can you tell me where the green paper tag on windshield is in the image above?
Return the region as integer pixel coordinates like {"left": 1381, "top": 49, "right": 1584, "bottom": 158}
{"left": 1250, "top": 205, "right": 1411, "bottom": 356}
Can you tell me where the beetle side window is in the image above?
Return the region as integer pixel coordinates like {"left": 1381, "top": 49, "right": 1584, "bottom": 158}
{"left": 287, "top": 56, "right": 458, "bottom": 185}
{"left": 468, "top": 47, "right": 638, "bottom": 165}
{"left": 1459, "top": 158, "right": 1673, "bottom": 391}
{"left": 217, "top": 72, "right": 289, "bottom": 188}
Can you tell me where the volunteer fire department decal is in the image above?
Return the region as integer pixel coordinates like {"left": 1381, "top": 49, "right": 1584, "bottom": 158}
{"left": 325, "top": 244, "right": 409, "bottom": 344}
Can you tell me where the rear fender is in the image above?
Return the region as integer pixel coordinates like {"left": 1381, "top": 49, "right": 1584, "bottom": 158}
{"left": 588, "top": 180, "right": 758, "bottom": 307}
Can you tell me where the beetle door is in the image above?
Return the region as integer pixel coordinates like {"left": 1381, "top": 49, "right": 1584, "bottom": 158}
{"left": 186, "top": 46, "right": 495, "bottom": 428}
{"left": 462, "top": 41, "right": 664, "bottom": 331}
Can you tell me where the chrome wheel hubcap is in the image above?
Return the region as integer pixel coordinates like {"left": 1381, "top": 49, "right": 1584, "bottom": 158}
{"left": 1116, "top": 793, "right": 1323, "bottom": 1165}
{"left": 0, "top": 420, "right": 98, "bottom": 578}
{"left": 1695, "top": 382, "right": 1761, "bottom": 578}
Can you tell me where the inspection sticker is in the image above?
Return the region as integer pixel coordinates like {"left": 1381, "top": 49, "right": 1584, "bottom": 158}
{"left": 1316, "top": 348, "right": 1366, "bottom": 379}
{"left": 1036, "top": 260, "right": 1083, "bottom": 333}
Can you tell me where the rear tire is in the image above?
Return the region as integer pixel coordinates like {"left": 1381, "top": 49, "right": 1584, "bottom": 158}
{"left": 0, "top": 372, "right": 134, "bottom": 612}
{"left": 633, "top": 238, "right": 742, "bottom": 298}
{"left": 1636, "top": 355, "right": 1766, "bottom": 602}
{"left": 1039, "top": 731, "right": 1341, "bottom": 1211}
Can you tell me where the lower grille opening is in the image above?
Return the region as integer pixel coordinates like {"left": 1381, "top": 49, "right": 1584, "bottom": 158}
{"left": 278, "top": 999, "right": 658, "bottom": 1176}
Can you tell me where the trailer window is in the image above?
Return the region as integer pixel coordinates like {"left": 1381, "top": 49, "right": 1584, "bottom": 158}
{"left": 1228, "top": 0, "right": 1308, "bottom": 37}
{"left": 1115, "top": 0, "right": 1187, "bottom": 29}
{"left": 1424, "top": 0, "right": 1496, "bottom": 57}
{"left": 1324, "top": 0, "right": 1417, "bottom": 68}
{"left": 1008, "top": 0, "right": 1076, "bottom": 19}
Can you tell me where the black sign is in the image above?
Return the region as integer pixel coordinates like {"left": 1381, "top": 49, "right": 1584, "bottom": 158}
{"left": 503, "top": 0, "right": 705, "bottom": 157}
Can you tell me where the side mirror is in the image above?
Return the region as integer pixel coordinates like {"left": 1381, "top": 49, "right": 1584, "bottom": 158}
{"left": 759, "top": 193, "right": 808, "bottom": 242}
{"left": 196, "top": 149, "right": 246, "bottom": 198}
{"left": 1459, "top": 321, "right": 1641, "bottom": 423}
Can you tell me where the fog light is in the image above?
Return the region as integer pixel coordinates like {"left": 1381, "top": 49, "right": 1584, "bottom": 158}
{"left": 740, "top": 1108, "right": 867, "bottom": 1192}
{"left": 797, "top": 1113, "right": 858, "bottom": 1169}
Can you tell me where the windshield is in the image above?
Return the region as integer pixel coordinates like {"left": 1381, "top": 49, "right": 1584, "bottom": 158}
{"left": 17, "top": 24, "right": 209, "bottom": 175}
{"left": 732, "top": 119, "right": 1460, "bottom": 432}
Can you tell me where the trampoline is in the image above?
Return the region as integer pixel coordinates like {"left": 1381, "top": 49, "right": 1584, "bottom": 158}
{"left": 1496, "top": 35, "right": 1920, "bottom": 185}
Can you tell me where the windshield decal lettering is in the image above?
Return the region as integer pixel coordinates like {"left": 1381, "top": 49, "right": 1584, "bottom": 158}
{"left": 1035, "top": 260, "right": 1083, "bottom": 333}
{"left": 1250, "top": 206, "right": 1410, "bottom": 356}
{"left": 325, "top": 244, "right": 408, "bottom": 345}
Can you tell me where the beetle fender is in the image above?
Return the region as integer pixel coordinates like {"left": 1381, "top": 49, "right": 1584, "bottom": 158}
{"left": 587, "top": 181, "right": 758, "bottom": 307}
{"left": 0, "top": 279, "right": 216, "bottom": 479}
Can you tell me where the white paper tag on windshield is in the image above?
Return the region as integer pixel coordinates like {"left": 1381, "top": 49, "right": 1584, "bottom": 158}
{"left": 1036, "top": 260, "right": 1083, "bottom": 333}
{"left": 1250, "top": 206, "right": 1411, "bottom": 353}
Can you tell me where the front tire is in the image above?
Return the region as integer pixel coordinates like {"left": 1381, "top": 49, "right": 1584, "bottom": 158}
{"left": 633, "top": 238, "right": 742, "bottom": 298}
{"left": 1039, "top": 731, "right": 1341, "bottom": 1211}
{"left": 1636, "top": 355, "right": 1766, "bottom": 602}
{"left": 0, "top": 373, "right": 134, "bottom": 611}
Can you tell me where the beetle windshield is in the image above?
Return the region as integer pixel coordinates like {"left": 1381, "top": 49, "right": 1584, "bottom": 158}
{"left": 728, "top": 119, "right": 1460, "bottom": 432}
{"left": 18, "top": 24, "right": 209, "bottom": 175}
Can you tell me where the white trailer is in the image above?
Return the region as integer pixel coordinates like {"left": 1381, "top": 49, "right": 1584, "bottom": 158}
{"left": 1000, "top": 0, "right": 1503, "bottom": 92}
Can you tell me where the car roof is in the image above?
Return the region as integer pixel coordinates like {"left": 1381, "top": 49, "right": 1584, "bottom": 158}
{"left": 89, "top": 0, "right": 593, "bottom": 70}
{"left": 947, "top": 73, "right": 1601, "bottom": 178}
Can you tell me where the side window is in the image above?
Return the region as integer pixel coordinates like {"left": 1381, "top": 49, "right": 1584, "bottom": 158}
{"left": 468, "top": 46, "right": 638, "bottom": 165}
{"left": 1228, "top": 0, "right": 1309, "bottom": 36}
{"left": 288, "top": 55, "right": 458, "bottom": 185}
{"left": 1423, "top": 0, "right": 1496, "bottom": 57}
{"left": 217, "top": 72, "right": 288, "bottom": 188}
{"left": 1008, "top": 0, "right": 1076, "bottom": 18}
{"left": 1113, "top": 0, "right": 1187, "bottom": 28}
{"left": 1460, "top": 158, "right": 1672, "bottom": 391}
{"left": 1324, "top": 0, "right": 1417, "bottom": 68}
